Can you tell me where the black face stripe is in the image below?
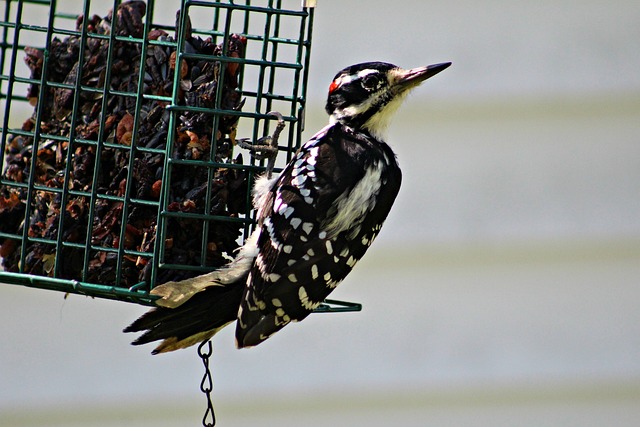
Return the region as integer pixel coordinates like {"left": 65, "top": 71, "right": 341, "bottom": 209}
{"left": 361, "top": 73, "right": 385, "bottom": 92}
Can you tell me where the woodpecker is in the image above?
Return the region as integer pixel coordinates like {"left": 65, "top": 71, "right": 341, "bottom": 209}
{"left": 125, "top": 61, "right": 451, "bottom": 353}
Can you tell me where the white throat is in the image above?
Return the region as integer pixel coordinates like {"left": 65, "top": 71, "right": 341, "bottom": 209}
{"left": 361, "top": 92, "right": 408, "bottom": 140}
{"left": 330, "top": 90, "right": 409, "bottom": 141}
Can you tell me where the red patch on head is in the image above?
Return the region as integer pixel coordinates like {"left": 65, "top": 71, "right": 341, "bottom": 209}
{"left": 328, "top": 80, "right": 340, "bottom": 94}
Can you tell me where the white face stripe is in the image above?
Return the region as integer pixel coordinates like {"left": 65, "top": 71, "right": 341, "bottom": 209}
{"left": 331, "top": 88, "right": 390, "bottom": 128}
{"left": 357, "top": 69, "right": 379, "bottom": 78}
{"left": 333, "top": 68, "right": 381, "bottom": 90}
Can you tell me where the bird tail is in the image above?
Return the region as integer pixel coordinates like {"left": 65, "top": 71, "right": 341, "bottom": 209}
{"left": 124, "top": 230, "right": 260, "bottom": 354}
{"left": 123, "top": 278, "right": 245, "bottom": 354}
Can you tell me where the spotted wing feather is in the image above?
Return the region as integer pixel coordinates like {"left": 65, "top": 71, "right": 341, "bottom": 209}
{"left": 235, "top": 123, "right": 401, "bottom": 347}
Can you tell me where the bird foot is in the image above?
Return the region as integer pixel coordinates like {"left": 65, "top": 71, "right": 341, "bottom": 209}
{"left": 236, "top": 111, "right": 285, "bottom": 178}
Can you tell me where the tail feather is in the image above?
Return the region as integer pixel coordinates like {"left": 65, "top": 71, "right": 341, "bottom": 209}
{"left": 150, "top": 272, "right": 222, "bottom": 309}
{"left": 124, "top": 280, "right": 244, "bottom": 354}
{"left": 125, "top": 229, "right": 261, "bottom": 353}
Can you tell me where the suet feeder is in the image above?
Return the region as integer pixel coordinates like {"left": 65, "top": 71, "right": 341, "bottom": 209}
{"left": 0, "top": 0, "right": 359, "bottom": 313}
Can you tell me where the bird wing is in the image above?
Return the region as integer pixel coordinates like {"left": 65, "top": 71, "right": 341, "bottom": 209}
{"left": 235, "top": 124, "right": 399, "bottom": 347}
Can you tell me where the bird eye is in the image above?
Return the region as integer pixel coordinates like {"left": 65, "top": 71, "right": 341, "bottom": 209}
{"left": 361, "top": 74, "right": 381, "bottom": 91}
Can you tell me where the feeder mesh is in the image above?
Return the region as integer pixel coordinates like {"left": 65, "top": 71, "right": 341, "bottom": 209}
{"left": 0, "top": 0, "right": 314, "bottom": 305}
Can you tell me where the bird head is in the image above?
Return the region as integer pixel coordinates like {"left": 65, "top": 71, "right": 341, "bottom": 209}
{"left": 325, "top": 61, "right": 451, "bottom": 139}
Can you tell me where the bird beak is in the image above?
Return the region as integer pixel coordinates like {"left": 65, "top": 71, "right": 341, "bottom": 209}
{"left": 394, "top": 62, "right": 451, "bottom": 90}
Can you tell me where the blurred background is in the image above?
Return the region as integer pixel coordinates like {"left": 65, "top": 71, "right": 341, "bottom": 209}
{"left": 2, "top": 0, "right": 640, "bottom": 426}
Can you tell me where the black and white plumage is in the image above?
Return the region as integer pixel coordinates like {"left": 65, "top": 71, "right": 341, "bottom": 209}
{"left": 125, "top": 61, "right": 451, "bottom": 353}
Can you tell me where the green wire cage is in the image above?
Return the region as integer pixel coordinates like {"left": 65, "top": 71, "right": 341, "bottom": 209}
{"left": 0, "top": 0, "right": 328, "bottom": 307}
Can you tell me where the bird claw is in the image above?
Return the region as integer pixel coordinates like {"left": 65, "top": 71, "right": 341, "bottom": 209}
{"left": 236, "top": 136, "right": 277, "bottom": 159}
{"left": 237, "top": 111, "right": 286, "bottom": 178}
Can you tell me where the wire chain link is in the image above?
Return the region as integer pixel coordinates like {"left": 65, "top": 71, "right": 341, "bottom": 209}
{"left": 198, "top": 340, "right": 216, "bottom": 427}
